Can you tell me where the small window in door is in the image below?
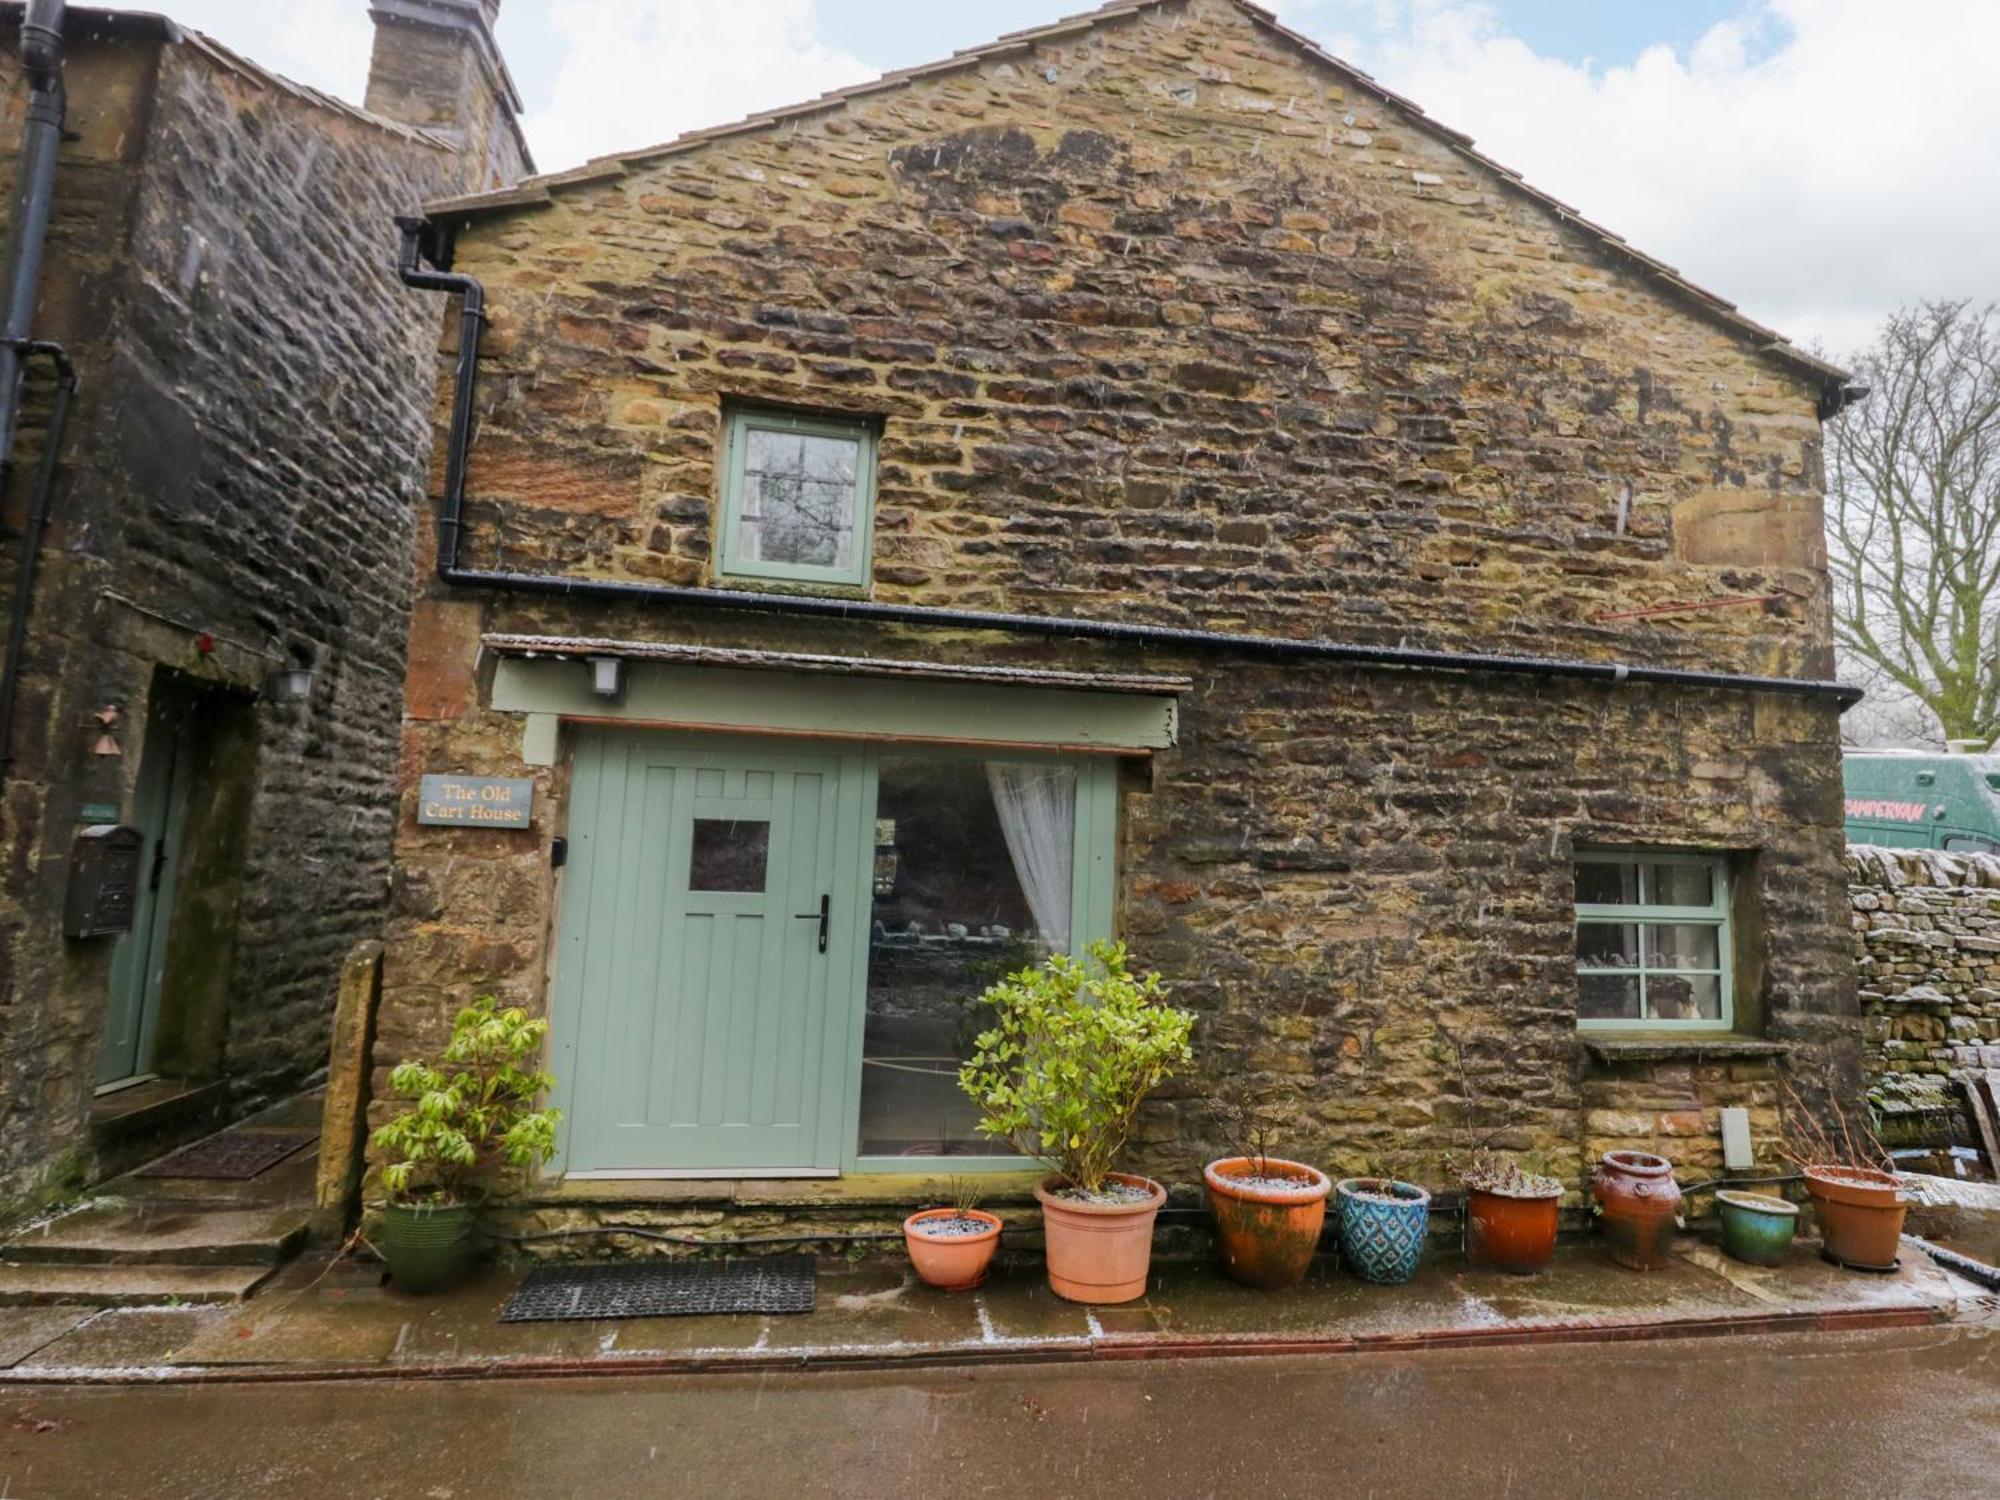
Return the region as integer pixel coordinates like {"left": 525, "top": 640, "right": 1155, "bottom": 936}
{"left": 689, "top": 818, "right": 770, "bottom": 892}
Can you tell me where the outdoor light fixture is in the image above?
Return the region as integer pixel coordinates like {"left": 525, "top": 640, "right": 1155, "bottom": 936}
{"left": 587, "top": 655, "right": 625, "bottom": 702}
{"left": 90, "top": 705, "right": 121, "bottom": 758}
{"left": 265, "top": 668, "right": 315, "bottom": 703}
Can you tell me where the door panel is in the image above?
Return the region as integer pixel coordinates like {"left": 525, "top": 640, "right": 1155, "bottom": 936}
{"left": 555, "top": 733, "right": 862, "bottom": 1175}
{"left": 97, "top": 688, "right": 197, "bottom": 1086}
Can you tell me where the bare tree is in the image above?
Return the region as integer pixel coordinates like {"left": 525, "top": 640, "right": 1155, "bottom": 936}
{"left": 1827, "top": 301, "right": 2000, "bottom": 746}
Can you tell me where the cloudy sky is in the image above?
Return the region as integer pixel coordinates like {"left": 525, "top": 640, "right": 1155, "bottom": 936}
{"left": 161, "top": 0, "right": 1995, "bottom": 361}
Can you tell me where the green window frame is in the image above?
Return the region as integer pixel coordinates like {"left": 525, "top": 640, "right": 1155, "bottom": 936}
{"left": 717, "top": 405, "right": 877, "bottom": 589}
{"left": 1574, "top": 850, "right": 1733, "bottom": 1032}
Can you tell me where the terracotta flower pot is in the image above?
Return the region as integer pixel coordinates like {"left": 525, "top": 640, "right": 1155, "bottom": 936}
{"left": 1465, "top": 1183, "right": 1562, "bottom": 1275}
{"left": 1591, "top": 1150, "right": 1683, "bottom": 1271}
{"left": 1204, "top": 1156, "right": 1332, "bottom": 1290}
{"left": 903, "top": 1209, "right": 1003, "bottom": 1291}
{"left": 1034, "top": 1173, "right": 1166, "bottom": 1304}
{"left": 1805, "top": 1167, "right": 1908, "bottom": 1271}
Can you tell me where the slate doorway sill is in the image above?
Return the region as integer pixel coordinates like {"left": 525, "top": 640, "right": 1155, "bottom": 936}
{"left": 1581, "top": 1036, "right": 1793, "bottom": 1065}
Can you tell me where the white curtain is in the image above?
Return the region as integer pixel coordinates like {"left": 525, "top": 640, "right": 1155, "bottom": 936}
{"left": 986, "top": 762, "right": 1078, "bottom": 953}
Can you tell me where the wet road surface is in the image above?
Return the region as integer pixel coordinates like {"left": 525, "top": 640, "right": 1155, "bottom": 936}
{"left": 5, "top": 1321, "right": 2000, "bottom": 1498}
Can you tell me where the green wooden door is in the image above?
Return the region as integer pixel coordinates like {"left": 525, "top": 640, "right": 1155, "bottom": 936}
{"left": 554, "top": 732, "right": 865, "bottom": 1175}
{"left": 97, "top": 687, "right": 197, "bottom": 1086}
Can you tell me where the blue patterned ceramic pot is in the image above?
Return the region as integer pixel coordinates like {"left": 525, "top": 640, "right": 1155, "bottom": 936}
{"left": 1334, "top": 1178, "right": 1432, "bottom": 1284}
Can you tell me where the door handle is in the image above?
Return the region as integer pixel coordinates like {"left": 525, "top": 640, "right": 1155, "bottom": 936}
{"left": 795, "top": 893, "right": 830, "bottom": 953}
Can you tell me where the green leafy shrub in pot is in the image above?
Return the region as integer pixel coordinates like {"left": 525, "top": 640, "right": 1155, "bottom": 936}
{"left": 368, "top": 996, "right": 561, "bottom": 1292}
{"left": 958, "top": 943, "right": 1195, "bottom": 1303}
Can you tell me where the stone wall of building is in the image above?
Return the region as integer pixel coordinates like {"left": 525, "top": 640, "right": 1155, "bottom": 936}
{"left": 381, "top": 0, "right": 1857, "bottom": 1215}
{"left": 1853, "top": 844, "right": 2000, "bottom": 1147}
{"left": 0, "top": 15, "right": 526, "bottom": 1218}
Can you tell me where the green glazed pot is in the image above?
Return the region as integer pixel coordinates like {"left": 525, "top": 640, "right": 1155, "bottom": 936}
{"left": 1715, "top": 1190, "right": 1798, "bottom": 1267}
{"left": 377, "top": 1198, "right": 482, "bottom": 1294}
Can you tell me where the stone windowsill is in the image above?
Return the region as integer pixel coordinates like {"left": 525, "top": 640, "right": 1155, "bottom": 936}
{"left": 1581, "top": 1034, "right": 1793, "bottom": 1065}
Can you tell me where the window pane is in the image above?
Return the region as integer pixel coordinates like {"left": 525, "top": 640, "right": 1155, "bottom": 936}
{"left": 687, "top": 818, "right": 768, "bottom": 892}
{"left": 857, "top": 758, "right": 1078, "bottom": 1157}
{"left": 1576, "top": 861, "right": 1641, "bottom": 906}
{"left": 1645, "top": 973, "right": 1721, "bottom": 1022}
{"left": 1577, "top": 921, "right": 1640, "bottom": 968}
{"left": 1578, "top": 973, "right": 1640, "bottom": 1020}
{"left": 740, "top": 427, "right": 860, "bottom": 570}
{"left": 1647, "top": 862, "right": 1714, "bottom": 908}
{"left": 1645, "top": 923, "right": 1720, "bottom": 971}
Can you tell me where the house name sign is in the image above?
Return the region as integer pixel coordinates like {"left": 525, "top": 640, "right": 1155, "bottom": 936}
{"left": 418, "top": 775, "right": 534, "bottom": 829}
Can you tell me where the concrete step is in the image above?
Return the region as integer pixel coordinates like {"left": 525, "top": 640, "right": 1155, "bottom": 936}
{"left": 0, "top": 1262, "right": 273, "bottom": 1308}
{"left": 0, "top": 1204, "right": 310, "bottom": 1267}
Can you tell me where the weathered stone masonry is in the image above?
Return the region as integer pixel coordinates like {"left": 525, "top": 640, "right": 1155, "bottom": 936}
{"left": 1853, "top": 845, "right": 2000, "bottom": 1147}
{"left": 0, "top": 5, "right": 528, "bottom": 1219}
{"left": 383, "top": 0, "right": 1860, "bottom": 1234}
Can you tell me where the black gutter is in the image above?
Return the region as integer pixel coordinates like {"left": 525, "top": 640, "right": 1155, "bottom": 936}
{"left": 0, "top": 340, "right": 75, "bottom": 777}
{"left": 396, "top": 218, "right": 1865, "bottom": 711}
{"left": 0, "top": 0, "right": 68, "bottom": 783}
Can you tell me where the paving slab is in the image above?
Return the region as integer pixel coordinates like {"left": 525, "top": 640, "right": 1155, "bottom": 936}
{"left": 0, "top": 1307, "right": 92, "bottom": 1368}
{"left": 0, "top": 1263, "right": 272, "bottom": 1308}
{"left": 3, "top": 1203, "right": 309, "bottom": 1266}
{"left": 15, "top": 1307, "right": 226, "bottom": 1372}
{"left": 171, "top": 1282, "right": 425, "bottom": 1367}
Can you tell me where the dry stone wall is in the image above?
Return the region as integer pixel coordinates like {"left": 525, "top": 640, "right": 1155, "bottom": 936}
{"left": 1853, "top": 845, "right": 2000, "bottom": 1145}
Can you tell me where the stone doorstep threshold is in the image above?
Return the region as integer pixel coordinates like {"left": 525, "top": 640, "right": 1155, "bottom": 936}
{"left": 0, "top": 1297, "right": 1952, "bottom": 1389}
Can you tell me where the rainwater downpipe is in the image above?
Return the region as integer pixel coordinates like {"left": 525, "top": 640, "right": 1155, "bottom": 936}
{"left": 396, "top": 217, "right": 1864, "bottom": 710}
{"left": 0, "top": 0, "right": 71, "bottom": 782}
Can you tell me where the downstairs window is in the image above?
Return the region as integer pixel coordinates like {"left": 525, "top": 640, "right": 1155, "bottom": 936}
{"left": 1574, "top": 851, "right": 1733, "bottom": 1031}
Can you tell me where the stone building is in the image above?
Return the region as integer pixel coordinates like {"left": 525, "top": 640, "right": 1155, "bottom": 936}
{"left": 383, "top": 0, "right": 1864, "bottom": 1239}
{"left": 0, "top": 0, "right": 529, "bottom": 1220}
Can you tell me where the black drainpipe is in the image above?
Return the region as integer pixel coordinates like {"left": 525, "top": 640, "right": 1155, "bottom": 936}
{"left": 0, "top": 0, "right": 71, "bottom": 782}
{"left": 396, "top": 217, "right": 1863, "bottom": 710}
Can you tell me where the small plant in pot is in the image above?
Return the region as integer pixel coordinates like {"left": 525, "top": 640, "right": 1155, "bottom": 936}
{"left": 1782, "top": 1078, "right": 1907, "bottom": 1272}
{"left": 1203, "top": 1092, "right": 1331, "bottom": 1290}
{"left": 368, "top": 996, "right": 561, "bottom": 1294}
{"left": 1452, "top": 1148, "right": 1564, "bottom": 1276}
{"left": 1434, "top": 1031, "right": 1564, "bottom": 1276}
{"left": 1333, "top": 1169, "right": 1432, "bottom": 1285}
{"left": 903, "top": 1179, "right": 1003, "bottom": 1291}
{"left": 958, "top": 942, "right": 1195, "bottom": 1305}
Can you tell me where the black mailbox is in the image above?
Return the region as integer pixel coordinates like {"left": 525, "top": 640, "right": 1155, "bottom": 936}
{"left": 65, "top": 825, "right": 144, "bottom": 938}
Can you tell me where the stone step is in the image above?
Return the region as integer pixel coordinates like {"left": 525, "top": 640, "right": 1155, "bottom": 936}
{"left": 0, "top": 1262, "right": 273, "bottom": 1308}
{"left": 0, "top": 1204, "right": 310, "bottom": 1267}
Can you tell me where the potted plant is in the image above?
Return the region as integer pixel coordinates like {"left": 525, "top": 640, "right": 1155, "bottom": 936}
{"left": 1784, "top": 1080, "right": 1907, "bottom": 1271}
{"left": 1454, "top": 1147, "right": 1565, "bottom": 1276}
{"left": 1435, "top": 1030, "right": 1563, "bottom": 1275}
{"left": 1334, "top": 1174, "right": 1432, "bottom": 1284}
{"left": 958, "top": 942, "right": 1195, "bottom": 1305}
{"left": 1203, "top": 1094, "right": 1331, "bottom": 1290}
{"left": 903, "top": 1179, "right": 1003, "bottom": 1291}
{"left": 368, "top": 995, "right": 561, "bottom": 1294}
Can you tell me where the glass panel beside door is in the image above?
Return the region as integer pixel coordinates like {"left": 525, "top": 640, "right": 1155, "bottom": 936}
{"left": 856, "top": 756, "right": 1083, "bottom": 1159}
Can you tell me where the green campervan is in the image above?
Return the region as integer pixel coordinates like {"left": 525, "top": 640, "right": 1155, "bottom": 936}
{"left": 1844, "top": 748, "right": 2000, "bottom": 855}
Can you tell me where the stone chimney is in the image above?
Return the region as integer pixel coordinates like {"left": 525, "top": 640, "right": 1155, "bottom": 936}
{"left": 364, "top": 0, "right": 531, "bottom": 186}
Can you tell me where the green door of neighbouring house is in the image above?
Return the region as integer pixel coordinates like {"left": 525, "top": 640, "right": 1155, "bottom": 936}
{"left": 97, "top": 684, "right": 199, "bottom": 1086}
{"left": 553, "top": 732, "right": 866, "bottom": 1175}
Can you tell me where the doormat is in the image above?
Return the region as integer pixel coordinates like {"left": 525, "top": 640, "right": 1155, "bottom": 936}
{"left": 500, "top": 1256, "right": 818, "bottom": 1323}
{"left": 137, "top": 1131, "right": 315, "bottom": 1181}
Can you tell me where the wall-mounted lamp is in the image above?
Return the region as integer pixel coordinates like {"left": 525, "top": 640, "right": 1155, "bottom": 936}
{"left": 90, "top": 705, "right": 122, "bottom": 757}
{"left": 265, "top": 668, "right": 315, "bottom": 703}
{"left": 587, "top": 656, "right": 625, "bottom": 703}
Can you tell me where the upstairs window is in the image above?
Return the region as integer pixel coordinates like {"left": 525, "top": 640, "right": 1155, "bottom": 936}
{"left": 718, "top": 405, "right": 876, "bottom": 589}
{"left": 1574, "top": 851, "right": 1733, "bottom": 1031}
